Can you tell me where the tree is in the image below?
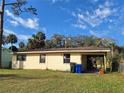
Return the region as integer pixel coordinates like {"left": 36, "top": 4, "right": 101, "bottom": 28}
{"left": 27, "top": 31, "right": 46, "bottom": 50}
{"left": 71, "top": 35, "right": 84, "bottom": 47}
{"left": 94, "top": 38, "right": 103, "bottom": 47}
{"left": 9, "top": 45, "right": 18, "bottom": 52}
{"left": 51, "top": 34, "right": 64, "bottom": 48}
{"left": 35, "top": 32, "right": 46, "bottom": 49}
{"left": 19, "top": 41, "right": 25, "bottom": 51}
{"left": 64, "top": 36, "right": 72, "bottom": 48}
{"left": 103, "top": 39, "right": 116, "bottom": 72}
{"left": 45, "top": 40, "right": 53, "bottom": 49}
{"left": 6, "top": 34, "right": 17, "bottom": 50}
{"left": 2, "top": 35, "right": 6, "bottom": 45}
{"left": 82, "top": 36, "right": 96, "bottom": 47}
{"left": 27, "top": 38, "right": 36, "bottom": 50}
{"left": 0, "top": 0, "right": 37, "bottom": 68}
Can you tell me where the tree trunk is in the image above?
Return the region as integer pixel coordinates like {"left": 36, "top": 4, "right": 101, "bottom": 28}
{"left": 0, "top": 0, "right": 5, "bottom": 68}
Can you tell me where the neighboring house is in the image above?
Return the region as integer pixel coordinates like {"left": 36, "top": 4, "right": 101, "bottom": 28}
{"left": 12, "top": 47, "right": 110, "bottom": 72}
{"left": 2, "top": 49, "right": 12, "bottom": 68}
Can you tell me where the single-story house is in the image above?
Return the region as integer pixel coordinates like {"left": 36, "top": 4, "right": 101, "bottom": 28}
{"left": 12, "top": 47, "right": 110, "bottom": 72}
{"left": 2, "top": 48, "right": 12, "bottom": 68}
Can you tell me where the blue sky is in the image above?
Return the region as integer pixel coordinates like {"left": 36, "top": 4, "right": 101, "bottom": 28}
{"left": 3, "top": 0, "right": 124, "bottom": 46}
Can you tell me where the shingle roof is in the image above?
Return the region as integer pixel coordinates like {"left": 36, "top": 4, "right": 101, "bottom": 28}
{"left": 15, "top": 47, "right": 110, "bottom": 54}
{"left": 43, "top": 47, "right": 110, "bottom": 51}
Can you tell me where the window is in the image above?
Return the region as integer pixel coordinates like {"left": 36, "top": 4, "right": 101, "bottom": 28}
{"left": 40, "top": 54, "right": 46, "bottom": 63}
{"left": 63, "top": 54, "right": 70, "bottom": 63}
{"left": 17, "top": 54, "right": 26, "bottom": 61}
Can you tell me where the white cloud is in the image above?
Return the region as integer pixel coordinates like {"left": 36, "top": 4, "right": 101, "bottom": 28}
{"left": 5, "top": 10, "right": 39, "bottom": 29}
{"left": 4, "top": 28, "right": 16, "bottom": 35}
{"left": 89, "top": 30, "right": 99, "bottom": 36}
{"left": 72, "top": 1, "right": 116, "bottom": 29}
{"left": 90, "top": 0, "right": 98, "bottom": 3}
{"left": 89, "top": 30, "right": 110, "bottom": 37}
{"left": 51, "top": 0, "right": 69, "bottom": 3}
{"left": 42, "top": 27, "right": 47, "bottom": 33}
{"left": 121, "top": 31, "right": 124, "bottom": 35}
{"left": 77, "top": 14, "right": 84, "bottom": 20}
{"left": 25, "top": 18, "right": 39, "bottom": 29}
{"left": 6, "top": 10, "right": 13, "bottom": 17}
{"left": 52, "top": 0, "right": 57, "bottom": 3}
{"left": 8, "top": 20, "right": 19, "bottom": 26}
{"left": 94, "top": 0, "right": 98, "bottom": 2}
{"left": 4, "top": 28, "right": 31, "bottom": 41}
{"left": 121, "top": 27, "right": 124, "bottom": 35}
{"left": 104, "top": 1, "right": 113, "bottom": 7}
{"left": 95, "top": 8, "right": 111, "bottom": 18}
{"left": 72, "top": 23, "right": 86, "bottom": 29}
{"left": 18, "top": 34, "right": 31, "bottom": 41}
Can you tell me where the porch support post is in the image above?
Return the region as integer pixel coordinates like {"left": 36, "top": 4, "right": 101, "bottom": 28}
{"left": 104, "top": 53, "right": 107, "bottom": 71}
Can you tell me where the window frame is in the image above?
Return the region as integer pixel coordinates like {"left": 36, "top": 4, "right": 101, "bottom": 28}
{"left": 17, "top": 54, "right": 26, "bottom": 61}
{"left": 40, "top": 54, "right": 46, "bottom": 63}
{"left": 63, "top": 54, "right": 70, "bottom": 63}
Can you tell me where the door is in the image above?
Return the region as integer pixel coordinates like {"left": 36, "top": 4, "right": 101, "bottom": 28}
{"left": 87, "top": 55, "right": 94, "bottom": 71}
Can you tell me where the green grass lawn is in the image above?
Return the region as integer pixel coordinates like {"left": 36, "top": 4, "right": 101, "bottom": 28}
{"left": 0, "top": 69, "right": 124, "bottom": 93}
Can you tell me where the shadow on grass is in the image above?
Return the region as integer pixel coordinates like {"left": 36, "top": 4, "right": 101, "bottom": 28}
{"left": 0, "top": 74, "right": 60, "bottom": 80}
{"left": 0, "top": 74, "right": 38, "bottom": 80}
{"left": 0, "top": 74, "right": 16, "bottom": 78}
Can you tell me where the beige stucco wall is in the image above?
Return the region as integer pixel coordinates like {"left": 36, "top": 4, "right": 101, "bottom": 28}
{"left": 12, "top": 55, "right": 18, "bottom": 69}
{"left": 12, "top": 54, "right": 47, "bottom": 69}
{"left": 12, "top": 53, "right": 70, "bottom": 71}
{"left": 23, "top": 54, "right": 47, "bottom": 69}
{"left": 70, "top": 53, "right": 81, "bottom": 64}
{"left": 12, "top": 52, "right": 107, "bottom": 71}
{"left": 12, "top": 53, "right": 81, "bottom": 71}
{"left": 47, "top": 53, "right": 70, "bottom": 71}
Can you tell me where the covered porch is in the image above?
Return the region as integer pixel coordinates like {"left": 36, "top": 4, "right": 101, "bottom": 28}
{"left": 70, "top": 52, "right": 108, "bottom": 73}
{"left": 81, "top": 53, "right": 107, "bottom": 73}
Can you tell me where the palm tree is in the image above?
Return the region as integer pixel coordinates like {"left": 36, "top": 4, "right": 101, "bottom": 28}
{"left": 6, "top": 34, "right": 17, "bottom": 50}
{"left": 19, "top": 41, "right": 25, "bottom": 51}
{"left": 27, "top": 31, "right": 46, "bottom": 50}
{"left": 27, "top": 38, "right": 35, "bottom": 50}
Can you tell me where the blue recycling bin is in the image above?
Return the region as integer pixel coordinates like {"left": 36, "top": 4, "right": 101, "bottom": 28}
{"left": 75, "top": 64, "right": 82, "bottom": 73}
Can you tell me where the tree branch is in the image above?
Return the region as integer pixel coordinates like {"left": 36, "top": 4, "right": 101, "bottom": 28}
{"left": 5, "top": 3, "right": 18, "bottom": 6}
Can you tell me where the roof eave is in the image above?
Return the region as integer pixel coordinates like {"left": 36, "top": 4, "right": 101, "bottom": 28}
{"left": 14, "top": 49, "right": 110, "bottom": 54}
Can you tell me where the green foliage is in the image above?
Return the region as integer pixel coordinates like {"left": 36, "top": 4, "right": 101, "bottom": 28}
{"left": 51, "top": 34, "right": 65, "bottom": 48}
{"left": 27, "top": 31, "right": 46, "bottom": 50}
{"left": 10, "top": 0, "right": 37, "bottom": 15}
{"left": 9, "top": 45, "right": 18, "bottom": 52}
{"left": 45, "top": 35, "right": 116, "bottom": 49}
{"left": 35, "top": 32, "right": 46, "bottom": 41}
{"left": 19, "top": 41, "right": 26, "bottom": 51}
{"left": 6, "top": 34, "right": 17, "bottom": 45}
{"left": 19, "top": 42, "right": 25, "bottom": 48}
{"left": 45, "top": 40, "right": 54, "bottom": 49}
{"left": 64, "top": 36, "right": 72, "bottom": 48}
{"left": 2, "top": 35, "right": 6, "bottom": 45}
